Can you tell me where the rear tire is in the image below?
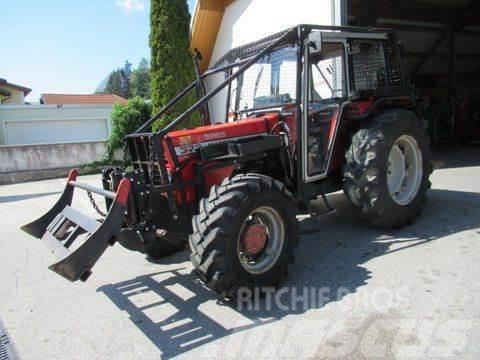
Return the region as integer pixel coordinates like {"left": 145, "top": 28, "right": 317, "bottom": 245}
{"left": 189, "top": 174, "right": 298, "bottom": 299}
{"left": 343, "top": 110, "right": 432, "bottom": 229}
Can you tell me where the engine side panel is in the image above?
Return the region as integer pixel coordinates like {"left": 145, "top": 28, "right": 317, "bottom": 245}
{"left": 161, "top": 114, "right": 286, "bottom": 204}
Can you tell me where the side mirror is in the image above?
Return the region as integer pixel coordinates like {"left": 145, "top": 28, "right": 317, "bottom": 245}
{"left": 308, "top": 31, "right": 322, "bottom": 53}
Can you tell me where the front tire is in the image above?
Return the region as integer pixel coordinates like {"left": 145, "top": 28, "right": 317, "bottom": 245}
{"left": 189, "top": 174, "right": 298, "bottom": 299}
{"left": 343, "top": 110, "right": 432, "bottom": 228}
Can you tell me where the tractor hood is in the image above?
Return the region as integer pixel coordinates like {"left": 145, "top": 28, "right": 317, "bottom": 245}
{"left": 163, "top": 114, "right": 280, "bottom": 163}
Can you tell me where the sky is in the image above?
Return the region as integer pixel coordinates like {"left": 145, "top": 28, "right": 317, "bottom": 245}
{"left": 1, "top": 0, "right": 196, "bottom": 102}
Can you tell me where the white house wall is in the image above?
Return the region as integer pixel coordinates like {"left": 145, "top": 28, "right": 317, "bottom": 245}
{"left": 0, "top": 104, "right": 118, "bottom": 181}
{"left": 205, "top": 0, "right": 342, "bottom": 123}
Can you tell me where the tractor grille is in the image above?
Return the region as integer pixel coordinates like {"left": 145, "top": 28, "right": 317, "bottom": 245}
{"left": 0, "top": 320, "right": 16, "bottom": 360}
{"left": 126, "top": 135, "right": 164, "bottom": 186}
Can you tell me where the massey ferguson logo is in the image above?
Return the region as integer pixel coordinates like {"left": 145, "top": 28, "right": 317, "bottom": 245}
{"left": 203, "top": 131, "right": 226, "bottom": 141}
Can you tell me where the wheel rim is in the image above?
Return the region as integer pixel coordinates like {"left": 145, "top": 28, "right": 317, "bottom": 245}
{"left": 387, "top": 135, "right": 423, "bottom": 205}
{"left": 237, "top": 206, "right": 285, "bottom": 274}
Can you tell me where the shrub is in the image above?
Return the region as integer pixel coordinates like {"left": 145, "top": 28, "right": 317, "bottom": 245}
{"left": 107, "top": 97, "right": 152, "bottom": 159}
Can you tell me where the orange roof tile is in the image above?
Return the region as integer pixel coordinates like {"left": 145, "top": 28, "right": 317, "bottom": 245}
{"left": 41, "top": 93, "right": 127, "bottom": 105}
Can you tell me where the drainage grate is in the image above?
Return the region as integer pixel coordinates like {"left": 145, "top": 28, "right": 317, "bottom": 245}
{"left": 0, "top": 320, "right": 16, "bottom": 360}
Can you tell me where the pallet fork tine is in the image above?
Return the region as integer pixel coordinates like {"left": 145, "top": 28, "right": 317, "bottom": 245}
{"left": 21, "top": 170, "right": 78, "bottom": 238}
{"left": 21, "top": 169, "right": 131, "bottom": 282}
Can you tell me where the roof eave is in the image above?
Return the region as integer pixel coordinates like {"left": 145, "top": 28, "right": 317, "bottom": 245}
{"left": 0, "top": 80, "right": 32, "bottom": 96}
{"left": 189, "top": 0, "right": 237, "bottom": 72}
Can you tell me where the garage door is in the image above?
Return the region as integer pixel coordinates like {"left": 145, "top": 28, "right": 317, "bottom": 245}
{"left": 5, "top": 119, "right": 109, "bottom": 145}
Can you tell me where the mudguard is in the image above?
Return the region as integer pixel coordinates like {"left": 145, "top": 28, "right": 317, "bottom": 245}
{"left": 21, "top": 170, "right": 131, "bottom": 282}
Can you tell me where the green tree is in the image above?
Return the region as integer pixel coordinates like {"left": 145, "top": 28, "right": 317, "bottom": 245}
{"left": 120, "top": 60, "right": 132, "bottom": 99}
{"left": 107, "top": 97, "right": 152, "bottom": 159}
{"left": 131, "top": 58, "right": 151, "bottom": 99}
{"left": 95, "top": 78, "right": 108, "bottom": 94}
{"left": 95, "top": 69, "right": 122, "bottom": 96}
{"left": 96, "top": 62, "right": 133, "bottom": 99}
{"left": 150, "top": 0, "right": 197, "bottom": 130}
{"left": 107, "top": 70, "right": 122, "bottom": 96}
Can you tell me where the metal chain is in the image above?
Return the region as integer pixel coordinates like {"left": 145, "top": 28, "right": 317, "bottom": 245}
{"left": 86, "top": 190, "right": 107, "bottom": 217}
{"left": 84, "top": 140, "right": 129, "bottom": 218}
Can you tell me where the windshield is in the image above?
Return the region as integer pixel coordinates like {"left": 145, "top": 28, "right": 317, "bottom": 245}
{"left": 227, "top": 46, "right": 298, "bottom": 113}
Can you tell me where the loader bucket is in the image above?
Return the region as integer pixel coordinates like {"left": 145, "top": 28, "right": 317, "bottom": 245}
{"left": 21, "top": 170, "right": 131, "bottom": 282}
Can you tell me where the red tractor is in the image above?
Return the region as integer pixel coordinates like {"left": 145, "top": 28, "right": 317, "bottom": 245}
{"left": 22, "top": 25, "right": 432, "bottom": 299}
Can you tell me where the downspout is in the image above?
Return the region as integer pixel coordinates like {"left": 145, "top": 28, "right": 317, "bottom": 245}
{"left": 0, "top": 94, "right": 11, "bottom": 105}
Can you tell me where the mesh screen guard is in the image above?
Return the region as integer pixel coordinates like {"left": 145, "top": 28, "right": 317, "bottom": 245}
{"left": 209, "top": 29, "right": 294, "bottom": 71}
{"left": 350, "top": 38, "right": 406, "bottom": 96}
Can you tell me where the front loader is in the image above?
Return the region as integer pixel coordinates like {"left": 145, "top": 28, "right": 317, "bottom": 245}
{"left": 22, "top": 25, "right": 432, "bottom": 298}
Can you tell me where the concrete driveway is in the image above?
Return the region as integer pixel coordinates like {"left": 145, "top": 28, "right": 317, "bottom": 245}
{"left": 0, "top": 148, "right": 479, "bottom": 359}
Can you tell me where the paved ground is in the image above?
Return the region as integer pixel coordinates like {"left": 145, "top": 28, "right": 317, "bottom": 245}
{"left": 0, "top": 147, "right": 479, "bottom": 359}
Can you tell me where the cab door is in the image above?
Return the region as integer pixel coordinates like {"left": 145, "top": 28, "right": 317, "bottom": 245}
{"left": 302, "top": 35, "right": 349, "bottom": 182}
